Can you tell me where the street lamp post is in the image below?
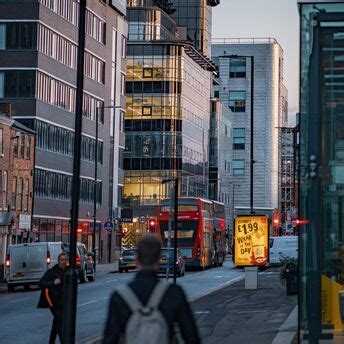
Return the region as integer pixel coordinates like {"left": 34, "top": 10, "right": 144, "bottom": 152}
{"left": 93, "top": 105, "right": 121, "bottom": 269}
{"left": 162, "top": 177, "right": 179, "bottom": 285}
{"left": 62, "top": 0, "right": 86, "bottom": 343}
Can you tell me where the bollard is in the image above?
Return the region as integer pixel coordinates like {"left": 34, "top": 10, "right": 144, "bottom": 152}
{"left": 245, "top": 267, "right": 258, "bottom": 289}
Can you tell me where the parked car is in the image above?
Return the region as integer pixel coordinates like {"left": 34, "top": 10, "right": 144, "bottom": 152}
{"left": 5, "top": 242, "right": 64, "bottom": 292}
{"left": 159, "top": 248, "right": 185, "bottom": 277}
{"left": 269, "top": 236, "right": 298, "bottom": 265}
{"left": 62, "top": 243, "right": 95, "bottom": 283}
{"left": 119, "top": 249, "right": 137, "bottom": 273}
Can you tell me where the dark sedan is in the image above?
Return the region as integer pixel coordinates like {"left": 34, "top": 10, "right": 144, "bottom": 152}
{"left": 159, "top": 248, "right": 185, "bottom": 277}
{"left": 119, "top": 249, "right": 137, "bottom": 273}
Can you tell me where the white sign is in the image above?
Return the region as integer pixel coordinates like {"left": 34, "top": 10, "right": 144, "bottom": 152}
{"left": 19, "top": 214, "right": 31, "bottom": 229}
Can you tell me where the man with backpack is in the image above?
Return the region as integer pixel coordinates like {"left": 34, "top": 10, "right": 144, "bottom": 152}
{"left": 103, "top": 235, "right": 200, "bottom": 344}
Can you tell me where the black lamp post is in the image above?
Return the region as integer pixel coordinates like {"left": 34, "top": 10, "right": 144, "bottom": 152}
{"left": 162, "top": 177, "right": 179, "bottom": 284}
{"left": 62, "top": 0, "right": 86, "bottom": 343}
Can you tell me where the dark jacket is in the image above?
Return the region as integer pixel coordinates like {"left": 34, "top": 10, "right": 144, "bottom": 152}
{"left": 37, "top": 264, "right": 65, "bottom": 309}
{"left": 103, "top": 270, "right": 200, "bottom": 344}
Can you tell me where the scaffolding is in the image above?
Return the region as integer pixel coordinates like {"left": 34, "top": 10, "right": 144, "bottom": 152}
{"left": 280, "top": 127, "right": 298, "bottom": 224}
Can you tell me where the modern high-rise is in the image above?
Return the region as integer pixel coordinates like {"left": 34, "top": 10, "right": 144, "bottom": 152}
{"left": 0, "top": 1, "right": 127, "bottom": 263}
{"left": 212, "top": 39, "right": 288, "bottom": 220}
{"left": 123, "top": 1, "right": 216, "bottom": 242}
{"left": 298, "top": 1, "right": 344, "bottom": 341}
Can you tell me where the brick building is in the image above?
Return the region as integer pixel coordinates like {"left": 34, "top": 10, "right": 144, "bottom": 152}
{"left": 0, "top": 106, "right": 35, "bottom": 279}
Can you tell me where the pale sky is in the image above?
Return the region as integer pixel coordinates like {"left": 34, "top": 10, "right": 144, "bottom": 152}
{"left": 212, "top": 0, "right": 299, "bottom": 125}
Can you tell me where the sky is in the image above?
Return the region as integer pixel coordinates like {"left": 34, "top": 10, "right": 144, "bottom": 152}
{"left": 212, "top": 0, "right": 299, "bottom": 125}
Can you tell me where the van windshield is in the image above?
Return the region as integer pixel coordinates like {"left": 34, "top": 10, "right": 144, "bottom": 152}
{"left": 269, "top": 238, "right": 274, "bottom": 248}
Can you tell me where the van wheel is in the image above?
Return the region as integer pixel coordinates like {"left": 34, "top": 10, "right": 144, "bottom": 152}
{"left": 79, "top": 267, "right": 88, "bottom": 283}
{"left": 7, "top": 284, "right": 15, "bottom": 292}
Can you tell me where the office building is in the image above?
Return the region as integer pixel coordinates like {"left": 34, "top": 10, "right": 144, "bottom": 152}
{"left": 0, "top": 0, "right": 127, "bottom": 263}
{"left": 298, "top": 1, "right": 344, "bottom": 341}
{"left": 123, "top": 1, "right": 215, "bottom": 242}
{"left": 212, "top": 39, "right": 288, "bottom": 215}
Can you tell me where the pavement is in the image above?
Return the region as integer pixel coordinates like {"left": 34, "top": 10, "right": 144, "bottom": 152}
{"left": 193, "top": 271, "right": 297, "bottom": 344}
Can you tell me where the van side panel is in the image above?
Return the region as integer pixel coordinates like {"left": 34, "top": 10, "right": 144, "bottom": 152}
{"left": 27, "top": 244, "right": 47, "bottom": 280}
{"left": 9, "top": 246, "right": 29, "bottom": 281}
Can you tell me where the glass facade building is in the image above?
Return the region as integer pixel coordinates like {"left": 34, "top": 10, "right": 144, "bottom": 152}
{"left": 124, "top": 3, "right": 215, "bottom": 243}
{"left": 299, "top": 1, "right": 344, "bottom": 341}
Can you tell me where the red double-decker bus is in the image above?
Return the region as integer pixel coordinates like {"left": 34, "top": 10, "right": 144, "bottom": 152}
{"left": 157, "top": 197, "right": 226, "bottom": 269}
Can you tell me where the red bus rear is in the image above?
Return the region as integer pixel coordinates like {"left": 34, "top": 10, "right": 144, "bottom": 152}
{"left": 212, "top": 201, "right": 226, "bottom": 266}
{"left": 157, "top": 197, "right": 217, "bottom": 269}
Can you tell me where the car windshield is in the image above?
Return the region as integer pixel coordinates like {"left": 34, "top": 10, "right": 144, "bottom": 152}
{"left": 123, "top": 250, "right": 137, "bottom": 256}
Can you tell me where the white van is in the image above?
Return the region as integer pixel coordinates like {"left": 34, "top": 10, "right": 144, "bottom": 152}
{"left": 269, "top": 236, "right": 298, "bottom": 265}
{"left": 5, "top": 242, "right": 64, "bottom": 291}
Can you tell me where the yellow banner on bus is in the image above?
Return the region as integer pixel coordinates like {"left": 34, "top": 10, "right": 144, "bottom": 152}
{"left": 234, "top": 215, "right": 269, "bottom": 266}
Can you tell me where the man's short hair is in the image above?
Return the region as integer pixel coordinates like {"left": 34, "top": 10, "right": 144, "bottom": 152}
{"left": 58, "top": 251, "right": 68, "bottom": 260}
{"left": 137, "top": 235, "right": 161, "bottom": 266}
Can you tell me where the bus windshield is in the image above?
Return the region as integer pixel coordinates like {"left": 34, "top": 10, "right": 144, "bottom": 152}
{"left": 159, "top": 220, "right": 198, "bottom": 246}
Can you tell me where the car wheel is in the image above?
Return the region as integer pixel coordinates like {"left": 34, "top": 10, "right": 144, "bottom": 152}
{"left": 79, "top": 267, "right": 88, "bottom": 283}
{"left": 7, "top": 284, "right": 15, "bottom": 292}
{"left": 88, "top": 270, "right": 95, "bottom": 282}
{"left": 125, "top": 269, "right": 129, "bottom": 273}
{"left": 119, "top": 268, "right": 123, "bottom": 273}
{"left": 24, "top": 284, "right": 30, "bottom": 291}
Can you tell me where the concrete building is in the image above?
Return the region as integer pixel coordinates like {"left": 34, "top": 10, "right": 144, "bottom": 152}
{"left": 0, "top": 1, "right": 127, "bottom": 263}
{"left": 0, "top": 105, "right": 35, "bottom": 280}
{"left": 212, "top": 39, "right": 288, "bottom": 215}
{"left": 123, "top": 1, "right": 216, "bottom": 244}
{"left": 208, "top": 99, "right": 233, "bottom": 228}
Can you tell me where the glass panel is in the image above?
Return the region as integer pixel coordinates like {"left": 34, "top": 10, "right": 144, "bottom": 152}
{"left": 0, "top": 24, "right": 5, "bottom": 50}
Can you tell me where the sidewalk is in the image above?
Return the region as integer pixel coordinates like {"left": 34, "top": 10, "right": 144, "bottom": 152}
{"left": 192, "top": 271, "right": 297, "bottom": 344}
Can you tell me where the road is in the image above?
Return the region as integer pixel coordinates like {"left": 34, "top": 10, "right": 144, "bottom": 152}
{"left": 0, "top": 261, "right": 244, "bottom": 344}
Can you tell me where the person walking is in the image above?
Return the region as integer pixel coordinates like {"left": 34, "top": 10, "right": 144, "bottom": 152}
{"left": 103, "top": 235, "right": 200, "bottom": 344}
{"left": 37, "top": 251, "right": 67, "bottom": 344}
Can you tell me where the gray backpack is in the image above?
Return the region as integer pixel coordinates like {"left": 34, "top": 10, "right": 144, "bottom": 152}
{"left": 116, "top": 281, "right": 170, "bottom": 344}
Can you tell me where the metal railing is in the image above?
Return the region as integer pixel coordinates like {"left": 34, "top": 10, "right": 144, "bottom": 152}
{"left": 212, "top": 37, "right": 278, "bottom": 45}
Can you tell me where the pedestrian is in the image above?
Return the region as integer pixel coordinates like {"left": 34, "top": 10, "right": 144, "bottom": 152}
{"left": 103, "top": 235, "right": 200, "bottom": 344}
{"left": 37, "top": 251, "right": 67, "bottom": 344}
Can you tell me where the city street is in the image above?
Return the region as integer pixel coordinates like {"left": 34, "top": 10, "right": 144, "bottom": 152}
{"left": 0, "top": 262, "right": 244, "bottom": 344}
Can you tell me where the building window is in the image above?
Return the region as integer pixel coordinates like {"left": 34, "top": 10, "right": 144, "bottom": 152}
{"left": 84, "top": 51, "right": 105, "bottom": 84}
{"left": 85, "top": 10, "right": 106, "bottom": 43}
{"left": 38, "top": 24, "right": 77, "bottom": 69}
{"left": 233, "top": 159, "right": 245, "bottom": 175}
{"left": 120, "top": 110, "right": 125, "bottom": 132}
{"left": 39, "top": 0, "right": 79, "bottom": 26}
{"left": 121, "top": 35, "right": 127, "bottom": 58}
{"left": 26, "top": 135, "right": 31, "bottom": 160}
{"left": 0, "top": 23, "right": 36, "bottom": 50}
{"left": 230, "top": 57, "right": 246, "bottom": 78}
{"left": 24, "top": 179, "right": 29, "bottom": 212}
{"left": 0, "top": 128, "right": 3, "bottom": 155}
{"left": 121, "top": 73, "right": 125, "bottom": 95}
{"left": 233, "top": 128, "right": 245, "bottom": 150}
{"left": 0, "top": 71, "right": 35, "bottom": 98}
{"left": 143, "top": 68, "right": 153, "bottom": 78}
{"left": 35, "top": 120, "right": 102, "bottom": 163}
{"left": 13, "top": 136, "right": 19, "bottom": 157}
{"left": 2, "top": 171, "right": 7, "bottom": 209}
{"left": 34, "top": 168, "right": 102, "bottom": 204}
{"left": 228, "top": 91, "right": 246, "bottom": 112}
{"left": 17, "top": 177, "right": 23, "bottom": 211}
{"left": 20, "top": 134, "right": 25, "bottom": 158}
{"left": 142, "top": 106, "right": 152, "bottom": 116}
{"left": 12, "top": 176, "right": 16, "bottom": 210}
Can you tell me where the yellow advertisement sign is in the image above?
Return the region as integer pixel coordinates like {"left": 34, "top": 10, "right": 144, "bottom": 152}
{"left": 234, "top": 215, "right": 269, "bottom": 266}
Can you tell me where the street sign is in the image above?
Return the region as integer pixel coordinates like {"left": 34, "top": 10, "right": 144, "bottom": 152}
{"left": 19, "top": 214, "right": 31, "bottom": 229}
{"left": 121, "top": 208, "right": 133, "bottom": 223}
{"left": 234, "top": 215, "right": 269, "bottom": 267}
{"left": 104, "top": 220, "right": 114, "bottom": 231}
{"left": 138, "top": 215, "right": 147, "bottom": 224}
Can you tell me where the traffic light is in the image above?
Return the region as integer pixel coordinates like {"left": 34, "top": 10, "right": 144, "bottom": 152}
{"left": 294, "top": 218, "right": 310, "bottom": 226}
{"left": 148, "top": 219, "right": 157, "bottom": 232}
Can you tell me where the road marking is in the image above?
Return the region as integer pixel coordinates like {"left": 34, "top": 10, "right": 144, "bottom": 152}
{"left": 195, "top": 311, "right": 210, "bottom": 314}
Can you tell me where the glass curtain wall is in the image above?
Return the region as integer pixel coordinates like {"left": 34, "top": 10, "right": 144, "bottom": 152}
{"left": 299, "top": 2, "right": 344, "bottom": 341}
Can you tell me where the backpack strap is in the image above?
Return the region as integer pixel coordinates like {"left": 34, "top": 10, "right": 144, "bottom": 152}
{"left": 116, "top": 285, "right": 143, "bottom": 313}
{"left": 147, "top": 281, "right": 170, "bottom": 309}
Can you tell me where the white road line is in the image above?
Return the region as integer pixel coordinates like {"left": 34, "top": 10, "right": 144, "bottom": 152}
{"left": 78, "top": 300, "right": 98, "bottom": 308}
